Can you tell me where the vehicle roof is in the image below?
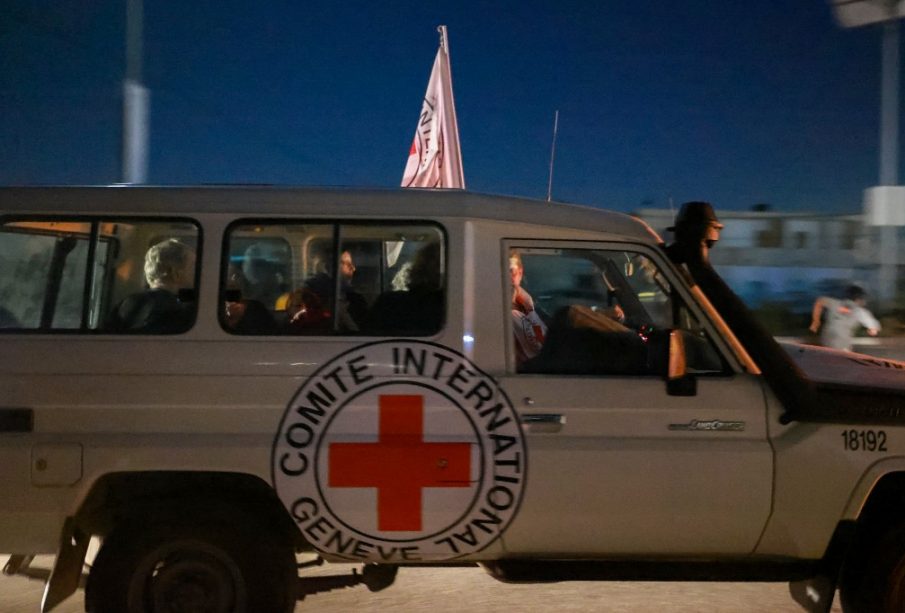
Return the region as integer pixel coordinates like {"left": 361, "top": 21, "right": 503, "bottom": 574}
{"left": 0, "top": 185, "right": 657, "bottom": 243}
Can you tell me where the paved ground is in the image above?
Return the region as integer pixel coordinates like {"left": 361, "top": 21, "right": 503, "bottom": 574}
{"left": 0, "top": 556, "right": 844, "bottom": 612}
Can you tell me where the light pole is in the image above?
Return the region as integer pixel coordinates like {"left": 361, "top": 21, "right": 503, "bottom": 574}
{"left": 880, "top": 17, "right": 900, "bottom": 310}
{"left": 831, "top": 0, "right": 905, "bottom": 310}
{"left": 122, "top": 0, "right": 148, "bottom": 184}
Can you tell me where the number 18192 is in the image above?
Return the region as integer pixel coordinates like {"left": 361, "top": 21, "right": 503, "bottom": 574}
{"left": 841, "top": 429, "right": 887, "bottom": 452}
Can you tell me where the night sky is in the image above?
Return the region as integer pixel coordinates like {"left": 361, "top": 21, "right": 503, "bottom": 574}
{"left": 0, "top": 1, "right": 891, "bottom": 213}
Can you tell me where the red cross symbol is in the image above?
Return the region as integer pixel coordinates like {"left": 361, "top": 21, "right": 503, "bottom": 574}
{"left": 329, "top": 394, "right": 472, "bottom": 531}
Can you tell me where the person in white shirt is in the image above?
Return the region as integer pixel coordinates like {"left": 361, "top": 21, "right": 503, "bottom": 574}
{"left": 809, "top": 285, "right": 881, "bottom": 351}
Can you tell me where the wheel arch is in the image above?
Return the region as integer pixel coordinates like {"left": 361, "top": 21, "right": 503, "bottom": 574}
{"left": 843, "top": 461, "right": 905, "bottom": 528}
{"left": 847, "top": 469, "right": 905, "bottom": 537}
{"left": 837, "top": 469, "right": 905, "bottom": 612}
{"left": 74, "top": 470, "right": 307, "bottom": 549}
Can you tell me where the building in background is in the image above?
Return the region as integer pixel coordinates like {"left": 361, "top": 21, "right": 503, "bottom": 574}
{"left": 637, "top": 207, "right": 905, "bottom": 333}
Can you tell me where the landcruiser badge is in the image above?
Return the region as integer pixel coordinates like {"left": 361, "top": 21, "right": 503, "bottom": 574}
{"left": 272, "top": 340, "right": 527, "bottom": 562}
{"left": 668, "top": 419, "right": 746, "bottom": 432}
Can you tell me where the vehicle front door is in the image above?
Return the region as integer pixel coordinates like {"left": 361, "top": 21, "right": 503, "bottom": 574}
{"left": 499, "top": 241, "right": 773, "bottom": 556}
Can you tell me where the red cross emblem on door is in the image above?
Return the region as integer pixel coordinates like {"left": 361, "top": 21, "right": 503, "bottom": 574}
{"left": 328, "top": 394, "right": 472, "bottom": 531}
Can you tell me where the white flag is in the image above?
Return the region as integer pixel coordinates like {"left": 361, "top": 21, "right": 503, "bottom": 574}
{"left": 402, "top": 26, "right": 465, "bottom": 189}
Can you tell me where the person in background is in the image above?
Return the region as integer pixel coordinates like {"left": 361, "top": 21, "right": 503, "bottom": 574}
{"left": 810, "top": 284, "right": 881, "bottom": 351}
{"left": 108, "top": 239, "right": 196, "bottom": 333}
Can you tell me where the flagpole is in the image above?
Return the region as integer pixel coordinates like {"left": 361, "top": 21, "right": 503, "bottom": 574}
{"left": 438, "top": 25, "right": 448, "bottom": 54}
{"left": 438, "top": 25, "right": 465, "bottom": 188}
{"left": 546, "top": 110, "right": 559, "bottom": 202}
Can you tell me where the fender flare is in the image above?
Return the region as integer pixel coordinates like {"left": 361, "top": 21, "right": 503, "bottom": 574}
{"left": 841, "top": 457, "right": 905, "bottom": 520}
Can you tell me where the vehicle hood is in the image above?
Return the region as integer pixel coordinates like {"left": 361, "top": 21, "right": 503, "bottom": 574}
{"left": 781, "top": 341, "right": 905, "bottom": 393}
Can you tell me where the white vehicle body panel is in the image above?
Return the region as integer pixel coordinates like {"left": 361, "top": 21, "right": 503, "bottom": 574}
{"left": 500, "top": 372, "right": 772, "bottom": 555}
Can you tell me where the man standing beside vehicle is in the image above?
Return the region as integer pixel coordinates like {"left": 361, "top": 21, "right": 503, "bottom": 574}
{"left": 809, "top": 284, "right": 881, "bottom": 351}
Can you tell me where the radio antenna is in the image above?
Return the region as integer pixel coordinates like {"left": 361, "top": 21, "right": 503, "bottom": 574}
{"left": 546, "top": 110, "right": 559, "bottom": 202}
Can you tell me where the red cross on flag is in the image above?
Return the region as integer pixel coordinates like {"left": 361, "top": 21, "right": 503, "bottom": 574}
{"left": 401, "top": 25, "right": 465, "bottom": 189}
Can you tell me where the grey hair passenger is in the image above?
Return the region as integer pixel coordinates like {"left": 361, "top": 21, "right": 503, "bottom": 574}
{"left": 144, "top": 239, "right": 196, "bottom": 292}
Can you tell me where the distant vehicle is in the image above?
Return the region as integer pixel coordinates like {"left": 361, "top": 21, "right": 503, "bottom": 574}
{"left": 2, "top": 186, "right": 904, "bottom": 613}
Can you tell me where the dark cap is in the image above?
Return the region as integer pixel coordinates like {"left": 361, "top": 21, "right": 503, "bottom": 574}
{"left": 667, "top": 201, "right": 724, "bottom": 232}
{"left": 845, "top": 284, "right": 866, "bottom": 301}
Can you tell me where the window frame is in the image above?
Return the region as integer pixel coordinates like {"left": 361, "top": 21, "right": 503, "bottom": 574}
{"left": 219, "top": 218, "right": 448, "bottom": 337}
{"left": 502, "top": 238, "right": 740, "bottom": 376}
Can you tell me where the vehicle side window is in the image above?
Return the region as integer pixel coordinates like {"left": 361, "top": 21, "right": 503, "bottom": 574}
{"left": 509, "top": 246, "right": 725, "bottom": 375}
{"left": 0, "top": 219, "right": 200, "bottom": 333}
{"left": 222, "top": 221, "right": 445, "bottom": 336}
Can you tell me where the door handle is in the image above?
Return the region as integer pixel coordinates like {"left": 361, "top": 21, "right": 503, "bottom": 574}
{"left": 520, "top": 413, "right": 566, "bottom": 425}
{"left": 0, "top": 408, "right": 33, "bottom": 432}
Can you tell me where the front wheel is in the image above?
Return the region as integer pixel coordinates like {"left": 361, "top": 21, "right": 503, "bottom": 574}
{"left": 85, "top": 513, "right": 297, "bottom": 613}
{"left": 839, "top": 522, "right": 905, "bottom": 612}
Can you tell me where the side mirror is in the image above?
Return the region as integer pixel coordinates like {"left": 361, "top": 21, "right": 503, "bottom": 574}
{"left": 667, "top": 330, "right": 697, "bottom": 396}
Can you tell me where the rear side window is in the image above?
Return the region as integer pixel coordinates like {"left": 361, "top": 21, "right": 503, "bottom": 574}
{"left": 0, "top": 218, "right": 200, "bottom": 334}
{"left": 222, "top": 221, "right": 445, "bottom": 336}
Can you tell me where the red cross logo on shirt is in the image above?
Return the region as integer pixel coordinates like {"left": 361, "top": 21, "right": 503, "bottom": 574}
{"left": 328, "top": 394, "right": 473, "bottom": 532}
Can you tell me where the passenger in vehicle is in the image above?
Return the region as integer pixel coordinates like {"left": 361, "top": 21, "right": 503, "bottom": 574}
{"left": 107, "top": 239, "right": 196, "bottom": 334}
{"left": 409, "top": 242, "right": 442, "bottom": 291}
{"left": 291, "top": 249, "right": 366, "bottom": 333}
{"left": 515, "top": 250, "right": 649, "bottom": 374}
{"left": 284, "top": 285, "right": 331, "bottom": 333}
{"left": 509, "top": 250, "right": 547, "bottom": 367}
{"left": 390, "top": 261, "right": 412, "bottom": 291}
{"left": 366, "top": 241, "right": 443, "bottom": 334}
{"left": 241, "top": 244, "right": 284, "bottom": 309}
{"left": 336, "top": 249, "right": 368, "bottom": 331}
{"left": 522, "top": 303, "right": 647, "bottom": 375}
{"left": 223, "top": 265, "right": 276, "bottom": 334}
{"left": 322, "top": 249, "right": 368, "bottom": 332}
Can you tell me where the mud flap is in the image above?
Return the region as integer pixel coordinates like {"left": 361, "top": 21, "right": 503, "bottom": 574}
{"left": 789, "top": 575, "right": 835, "bottom": 613}
{"left": 41, "top": 518, "right": 89, "bottom": 613}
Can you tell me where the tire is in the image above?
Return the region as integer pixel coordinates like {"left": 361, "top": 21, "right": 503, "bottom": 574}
{"left": 85, "top": 512, "right": 296, "bottom": 613}
{"left": 839, "top": 522, "right": 905, "bottom": 613}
